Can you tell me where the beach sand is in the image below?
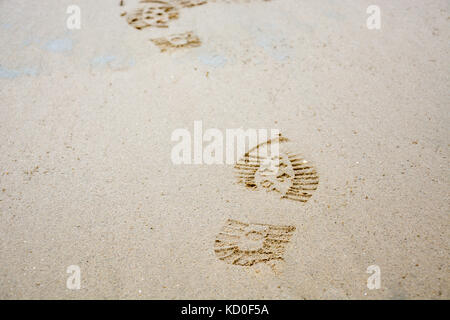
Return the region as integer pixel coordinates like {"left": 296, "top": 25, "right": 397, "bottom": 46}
{"left": 0, "top": 0, "right": 448, "bottom": 299}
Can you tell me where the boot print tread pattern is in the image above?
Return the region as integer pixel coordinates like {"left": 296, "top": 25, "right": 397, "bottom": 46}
{"left": 151, "top": 31, "right": 201, "bottom": 51}
{"left": 234, "top": 135, "right": 319, "bottom": 203}
{"left": 214, "top": 219, "right": 296, "bottom": 267}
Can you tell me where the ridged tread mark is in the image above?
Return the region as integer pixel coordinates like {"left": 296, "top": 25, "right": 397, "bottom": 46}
{"left": 174, "top": 0, "right": 208, "bottom": 8}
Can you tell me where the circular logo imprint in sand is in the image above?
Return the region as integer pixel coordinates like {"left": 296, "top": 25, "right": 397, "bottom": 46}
{"left": 236, "top": 225, "right": 269, "bottom": 252}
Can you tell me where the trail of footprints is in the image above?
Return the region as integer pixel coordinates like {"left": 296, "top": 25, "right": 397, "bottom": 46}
{"left": 119, "top": 0, "right": 273, "bottom": 52}
{"left": 214, "top": 134, "right": 319, "bottom": 271}
{"left": 120, "top": 1, "right": 318, "bottom": 272}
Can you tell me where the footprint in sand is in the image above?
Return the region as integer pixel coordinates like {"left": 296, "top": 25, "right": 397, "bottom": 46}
{"left": 214, "top": 219, "right": 296, "bottom": 271}
{"left": 151, "top": 31, "right": 201, "bottom": 52}
{"left": 234, "top": 134, "right": 319, "bottom": 203}
{"left": 121, "top": 0, "right": 180, "bottom": 29}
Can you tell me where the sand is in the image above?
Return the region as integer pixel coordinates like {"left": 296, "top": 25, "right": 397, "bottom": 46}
{"left": 0, "top": 0, "right": 448, "bottom": 299}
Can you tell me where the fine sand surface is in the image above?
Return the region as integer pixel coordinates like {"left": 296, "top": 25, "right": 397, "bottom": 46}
{"left": 0, "top": 0, "right": 448, "bottom": 299}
